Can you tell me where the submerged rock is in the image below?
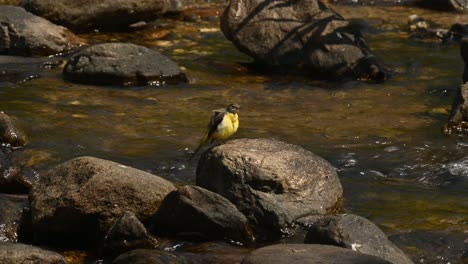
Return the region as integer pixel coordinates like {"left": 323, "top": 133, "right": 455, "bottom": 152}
{"left": 304, "top": 214, "right": 413, "bottom": 264}
{"left": 113, "top": 249, "right": 189, "bottom": 264}
{"left": 150, "top": 185, "right": 254, "bottom": 243}
{"left": 0, "top": 6, "right": 83, "bottom": 56}
{"left": 221, "top": 0, "right": 387, "bottom": 81}
{"left": 241, "top": 244, "right": 391, "bottom": 264}
{"left": 23, "top": 0, "right": 180, "bottom": 32}
{"left": 196, "top": 138, "right": 343, "bottom": 240}
{"left": 63, "top": 43, "right": 187, "bottom": 86}
{"left": 103, "top": 211, "right": 158, "bottom": 255}
{"left": 0, "top": 194, "right": 28, "bottom": 242}
{"left": 0, "top": 112, "right": 27, "bottom": 148}
{"left": 0, "top": 242, "right": 66, "bottom": 264}
{"left": 29, "top": 156, "right": 176, "bottom": 246}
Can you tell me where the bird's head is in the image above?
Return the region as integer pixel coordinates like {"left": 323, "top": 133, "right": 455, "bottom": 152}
{"left": 226, "top": 103, "right": 240, "bottom": 114}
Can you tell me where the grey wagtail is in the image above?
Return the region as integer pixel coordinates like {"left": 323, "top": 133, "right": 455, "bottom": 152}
{"left": 192, "top": 103, "right": 240, "bottom": 157}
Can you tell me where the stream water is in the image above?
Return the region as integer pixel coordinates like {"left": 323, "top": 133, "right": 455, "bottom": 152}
{"left": 0, "top": 3, "right": 467, "bottom": 263}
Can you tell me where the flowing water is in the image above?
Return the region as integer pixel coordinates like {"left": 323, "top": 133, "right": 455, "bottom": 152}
{"left": 0, "top": 3, "right": 467, "bottom": 263}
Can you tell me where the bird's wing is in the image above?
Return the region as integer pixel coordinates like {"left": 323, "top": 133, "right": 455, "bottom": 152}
{"left": 207, "top": 110, "right": 226, "bottom": 138}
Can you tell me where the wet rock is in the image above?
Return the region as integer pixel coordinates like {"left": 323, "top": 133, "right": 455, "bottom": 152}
{"left": 220, "top": 0, "right": 387, "bottom": 82}
{"left": 446, "top": 83, "right": 468, "bottom": 133}
{"left": 103, "top": 211, "right": 158, "bottom": 255}
{"left": 0, "top": 242, "right": 66, "bottom": 264}
{"left": 0, "top": 6, "right": 83, "bottom": 56}
{"left": 150, "top": 185, "right": 254, "bottom": 243}
{"left": 23, "top": 0, "right": 180, "bottom": 32}
{"left": 241, "top": 244, "right": 392, "bottom": 264}
{"left": 112, "top": 249, "right": 189, "bottom": 264}
{"left": 304, "top": 214, "right": 413, "bottom": 264}
{"left": 0, "top": 166, "right": 37, "bottom": 194}
{"left": 0, "top": 56, "right": 64, "bottom": 84}
{"left": 0, "top": 112, "right": 27, "bottom": 148}
{"left": 63, "top": 43, "right": 187, "bottom": 86}
{"left": 416, "top": 0, "right": 468, "bottom": 11}
{"left": 29, "top": 156, "right": 176, "bottom": 246}
{"left": 0, "top": 194, "right": 28, "bottom": 242}
{"left": 329, "top": 0, "right": 418, "bottom": 6}
{"left": 196, "top": 138, "right": 343, "bottom": 240}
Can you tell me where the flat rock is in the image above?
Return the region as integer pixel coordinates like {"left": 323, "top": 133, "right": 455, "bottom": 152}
{"left": 112, "top": 249, "right": 189, "bottom": 264}
{"left": 103, "top": 211, "right": 158, "bottom": 255}
{"left": 241, "top": 244, "right": 392, "bottom": 264}
{"left": 0, "top": 242, "right": 66, "bottom": 264}
{"left": 221, "top": 0, "right": 386, "bottom": 81}
{"left": 23, "top": 0, "right": 181, "bottom": 32}
{"left": 150, "top": 185, "right": 254, "bottom": 243}
{"left": 63, "top": 43, "right": 187, "bottom": 86}
{"left": 0, "top": 194, "right": 28, "bottom": 242}
{"left": 0, "top": 112, "right": 27, "bottom": 148}
{"left": 29, "top": 156, "right": 176, "bottom": 246}
{"left": 196, "top": 138, "right": 343, "bottom": 240}
{"left": 304, "top": 214, "right": 413, "bottom": 264}
{"left": 0, "top": 6, "right": 83, "bottom": 56}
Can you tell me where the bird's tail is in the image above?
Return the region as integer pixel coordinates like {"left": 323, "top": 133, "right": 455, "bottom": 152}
{"left": 189, "top": 133, "right": 209, "bottom": 161}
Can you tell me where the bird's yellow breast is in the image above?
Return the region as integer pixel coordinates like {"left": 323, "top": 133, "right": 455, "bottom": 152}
{"left": 213, "top": 113, "right": 239, "bottom": 140}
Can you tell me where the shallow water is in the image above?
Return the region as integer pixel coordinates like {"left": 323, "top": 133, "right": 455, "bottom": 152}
{"left": 1, "top": 3, "right": 467, "bottom": 263}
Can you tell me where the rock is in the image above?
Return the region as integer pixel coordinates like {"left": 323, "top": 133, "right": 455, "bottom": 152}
{"left": 304, "top": 214, "right": 414, "bottom": 264}
{"left": 241, "top": 244, "right": 392, "bottom": 264}
{"left": 23, "top": 0, "right": 179, "bottom": 32}
{"left": 0, "top": 242, "right": 66, "bottom": 264}
{"left": 330, "top": 0, "right": 418, "bottom": 5}
{"left": 220, "top": 0, "right": 387, "bottom": 82}
{"left": 0, "top": 166, "right": 37, "bottom": 194}
{"left": 0, "top": 194, "right": 28, "bottom": 242}
{"left": 112, "top": 249, "right": 189, "bottom": 264}
{"left": 29, "top": 156, "right": 176, "bottom": 246}
{"left": 0, "top": 6, "right": 83, "bottom": 56}
{"left": 417, "top": 0, "right": 468, "bottom": 11}
{"left": 0, "top": 55, "right": 64, "bottom": 84}
{"left": 103, "top": 211, "right": 158, "bottom": 255}
{"left": 196, "top": 138, "right": 343, "bottom": 240}
{"left": 150, "top": 185, "right": 254, "bottom": 243}
{"left": 0, "top": 112, "right": 27, "bottom": 148}
{"left": 63, "top": 43, "right": 187, "bottom": 86}
{"left": 463, "top": 38, "right": 468, "bottom": 83}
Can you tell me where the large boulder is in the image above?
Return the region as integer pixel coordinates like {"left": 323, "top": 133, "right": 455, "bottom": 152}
{"left": 0, "top": 242, "right": 66, "bottom": 264}
{"left": 0, "top": 6, "right": 83, "bottom": 56}
{"left": 29, "top": 156, "right": 176, "bottom": 246}
{"left": 220, "top": 0, "right": 387, "bottom": 81}
{"left": 0, "top": 112, "right": 27, "bottom": 148}
{"left": 150, "top": 185, "right": 254, "bottom": 243}
{"left": 196, "top": 138, "right": 343, "bottom": 240}
{"left": 113, "top": 249, "right": 189, "bottom": 264}
{"left": 63, "top": 43, "right": 187, "bottom": 86}
{"left": 103, "top": 211, "right": 158, "bottom": 255}
{"left": 241, "top": 244, "right": 391, "bottom": 264}
{"left": 0, "top": 194, "right": 29, "bottom": 242}
{"left": 304, "top": 214, "right": 414, "bottom": 264}
{"left": 23, "top": 0, "right": 181, "bottom": 32}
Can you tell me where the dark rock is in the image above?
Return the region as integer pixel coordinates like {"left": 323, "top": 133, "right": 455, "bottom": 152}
{"left": 220, "top": 0, "right": 387, "bottom": 82}
{"left": 63, "top": 43, "right": 187, "bottom": 86}
{"left": 103, "top": 211, "right": 158, "bottom": 255}
{"left": 112, "top": 249, "right": 189, "bottom": 264}
{"left": 416, "top": 0, "right": 468, "bottom": 11}
{"left": 330, "top": 0, "right": 418, "bottom": 6}
{"left": 0, "top": 242, "right": 65, "bottom": 264}
{"left": 446, "top": 83, "right": 468, "bottom": 134}
{"left": 304, "top": 214, "right": 413, "bottom": 264}
{"left": 0, "top": 6, "right": 83, "bottom": 56}
{"left": 0, "top": 166, "right": 36, "bottom": 194}
{"left": 0, "top": 55, "right": 64, "bottom": 84}
{"left": 29, "top": 156, "right": 176, "bottom": 246}
{"left": 0, "top": 194, "right": 28, "bottom": 242}
{"left": 0, "top": 112, "right": 27, "bottom": 148}
{"left": 196, "top": 138, "right": 343, "bottom": 240}
{"left": 23, "top": 0, "right": 180, "bottom": 32}
{"left": 150, "top": 185, "right": 254, "bottom": 243}
{"left": 241, "top": 244, "right": 392, "bottom": 264}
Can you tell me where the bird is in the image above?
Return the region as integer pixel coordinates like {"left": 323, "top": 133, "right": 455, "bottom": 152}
{"left": 192, "top": 103, "right": 240, "bottom": 157}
